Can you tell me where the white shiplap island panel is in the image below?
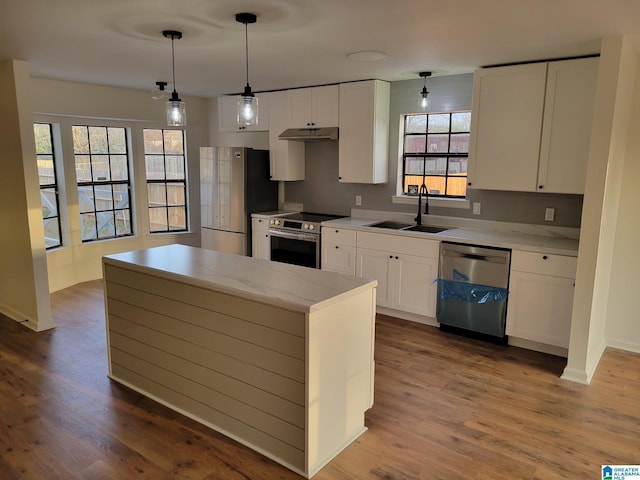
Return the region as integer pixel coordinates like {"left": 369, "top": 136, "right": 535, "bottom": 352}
{"left": 102, "top": 244, "right": 377, "bottom": 478}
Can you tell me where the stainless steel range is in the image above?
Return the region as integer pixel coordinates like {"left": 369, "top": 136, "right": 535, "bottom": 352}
{"left": 268, "top": 212, "right": 344, "bottom": 268}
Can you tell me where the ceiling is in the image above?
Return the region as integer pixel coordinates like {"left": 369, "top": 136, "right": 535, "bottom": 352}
{"left": 2, "top": 0, "right": 640, "bottom": 98}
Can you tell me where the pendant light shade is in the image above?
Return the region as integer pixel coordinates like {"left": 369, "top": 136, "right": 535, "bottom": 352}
{"left": 163, "top": 30, "right": 187, "bottom": 127}
{"left": 419, "top": 71, "right": 432, "bottom": 111}
{"left": 236, "top": 13, "right": 258, "bottom": 126}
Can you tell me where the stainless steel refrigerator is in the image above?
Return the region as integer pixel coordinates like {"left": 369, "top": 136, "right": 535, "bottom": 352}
{"left": 200, "top": 147, "right": 278, "bottom": 256}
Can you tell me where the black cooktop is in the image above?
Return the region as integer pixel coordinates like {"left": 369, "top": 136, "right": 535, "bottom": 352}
{"left": 281, "top": 212, "right": 344, "bottom": 223}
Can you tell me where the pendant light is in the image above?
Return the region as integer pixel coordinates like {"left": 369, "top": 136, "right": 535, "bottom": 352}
{"left": 235, "top": 12, "right": 258, "bottom": 126}
{"left": 163, "top": 30, "right": 187, "bottom": 126}
{"left": 419, "top": 71, "right": 432, "bottom": 111}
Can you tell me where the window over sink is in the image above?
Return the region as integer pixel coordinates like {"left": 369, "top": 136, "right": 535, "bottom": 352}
{"left": 401, "top": 111, "right": 470, "bottom": 199}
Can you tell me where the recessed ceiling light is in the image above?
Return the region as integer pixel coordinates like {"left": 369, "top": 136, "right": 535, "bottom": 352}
{"left": 347, "top": 51, "right": 388, "bottom": 62}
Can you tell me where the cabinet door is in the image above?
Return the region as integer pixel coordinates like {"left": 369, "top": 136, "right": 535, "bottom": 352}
{"left": 537, "top": 57, "right": 599, "bottom": 194}
{"left": 217, "top": 95, "right": 240, "bottom": 132}
{"left": 322, "top": 243, "right": 356, "bottom": 275}
{"left": 467, "top": 63, "right": 547, "bottom": 192}
{"left": 311, "top": 85, "right": 339, "bottom": 127}
{"left": 338, "top": 80, "right": 390, "bottom": 184}
{"left": 288, "top": 88, "right": 313, "bottom": 127}
{"left": 506, "top": 271, "right": 575, "bottom": 348}
{"left": 356, "top": 248, "right": 393, "bottom": 308}
{"left": 395, "top": 254, "right": 439, "bottom": 317}
{"left": 251, "top": 218, "right": 271, "bottom": 260}
{"left": 268, "top": 90, "right": 305, "bottom": 180}
{"left": 289, "top": 86, "right": 339, "bottom": 128}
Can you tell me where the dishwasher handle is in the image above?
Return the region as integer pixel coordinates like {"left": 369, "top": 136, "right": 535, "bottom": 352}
{"left": 441, "top": 248, "right": 510, "bottom": 265}
{"left": 461, "top": 253, "right": 489, "bottom": 261}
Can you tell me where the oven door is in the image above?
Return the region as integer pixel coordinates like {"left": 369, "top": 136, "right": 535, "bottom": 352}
{"left": 269, "top": 228, "right": 319, "bottom": 268}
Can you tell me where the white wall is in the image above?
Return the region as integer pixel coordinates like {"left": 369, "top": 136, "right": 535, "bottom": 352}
{"left": 0, "top": 60, "right": 53, "bottom": 331}
{"left": 28, "top": 77, "right": 211, "bottom": 292}
{"left": 604, "top": 42, "right": 640, "bottom": 352}
{"left": 563, "top": 36, "right": 638, "bottom": 383}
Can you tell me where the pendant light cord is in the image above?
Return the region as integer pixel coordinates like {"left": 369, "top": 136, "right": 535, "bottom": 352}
{"left": 171, "top": 36, "right": 177, "bottom": 94}
{"left": 244, "top": 22, "right": 250, "bottom": 88}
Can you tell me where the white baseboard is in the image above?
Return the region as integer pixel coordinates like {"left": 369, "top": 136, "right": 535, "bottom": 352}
{"left": 561, "top": 339, "right": 607, "bottom": 384}
{"left": 606, "top": 337, "right": 640, "bottom": 354}
{"left": 376, "top": 306, "right": 438, "bottom": 327}
{"left": 0, "top": 303, "right": 55, "bottom": 332}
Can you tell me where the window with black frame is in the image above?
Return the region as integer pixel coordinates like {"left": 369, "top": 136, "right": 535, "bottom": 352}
{"left": 72, "top": 125, "right": 133, "bottom": 242}
{"left": 402, "top": 111, "right": 471, "bottom": 198}
{"left": 143, "top": 129, "right": 188, "bottom": 233}
{"left": 34, "top": 123, "right": 62, "bottom": 248}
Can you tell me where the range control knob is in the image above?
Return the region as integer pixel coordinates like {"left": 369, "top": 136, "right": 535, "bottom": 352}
{"left": 308, "top": 224, "right": 315, "bottom": 230}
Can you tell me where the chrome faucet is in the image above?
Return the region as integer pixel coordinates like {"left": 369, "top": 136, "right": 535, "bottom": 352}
{"left": 416, "top": 184, "right": 429, "bottom": 225}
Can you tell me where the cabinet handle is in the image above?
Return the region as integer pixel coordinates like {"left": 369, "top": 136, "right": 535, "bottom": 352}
{"left": 467, "top": 182, "right": 472, "bottom": 186}
{"left": 335, "top": 229, "right": 339, "bottom": 233}
{"left": 389, "top": 255, "right": 393, "bottom": 259}
{"left": 542, "top": 255, "right": 548, "bottom": 260}
{"left": 335, "top": 246, "right": 339, "bottom": 249}
{"left": 539, "top": 185, "right": 544, "bottom": 189}
{"left": 395, "top": 256, "right": 399, "bottom": 260}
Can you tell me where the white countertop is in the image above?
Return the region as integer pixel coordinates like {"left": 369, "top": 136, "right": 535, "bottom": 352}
{"left": 322, "top": 217, "right": 580, "bottom": 256}
{"left": 103, "top": 244, "right": 376, "bottom": 313}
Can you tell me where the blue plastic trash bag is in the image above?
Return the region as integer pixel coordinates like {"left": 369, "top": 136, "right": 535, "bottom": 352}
{"left": 437, "top": 278, "right": 508, "bottom": 304}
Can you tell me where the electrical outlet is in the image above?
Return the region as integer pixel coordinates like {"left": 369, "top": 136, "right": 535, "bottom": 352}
{"left": 545, "top": 207, "right": 555, "bottom": 222}
{"left": 472, "top": 202, "right": 481, "bottom": 215}
{"left": 355, "top": 195, "right": 362, "bottom": 206}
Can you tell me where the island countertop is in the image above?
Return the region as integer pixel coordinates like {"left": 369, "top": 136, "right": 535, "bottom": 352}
{"left": 103, "top": 243, "right": 376, "bottom": 313}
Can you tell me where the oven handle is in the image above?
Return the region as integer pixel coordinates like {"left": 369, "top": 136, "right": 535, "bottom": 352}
{"left": 268, "top": 228, "right": 319, "bottom": 243}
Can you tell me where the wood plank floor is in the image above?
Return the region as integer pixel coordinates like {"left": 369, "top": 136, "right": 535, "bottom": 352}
{"left": 1, "top": 280, "right": 638, "bottom": 479}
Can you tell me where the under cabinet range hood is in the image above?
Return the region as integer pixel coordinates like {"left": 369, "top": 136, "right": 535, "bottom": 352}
{"left": 278, "top": 127, "right": 338, "bottom": 141}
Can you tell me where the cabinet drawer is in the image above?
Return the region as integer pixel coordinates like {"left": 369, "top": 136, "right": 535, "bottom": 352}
{"left": 511, "top": 250, "right": 577, "bottom": 278}
{"left": 322, "top": 227, "right": 357, "bottom": 247}
{"left": 357, "top": 231, "right": 439, "bottom": 258}
{"left": 252, "top": 217, "right": 269, "bottom": 233}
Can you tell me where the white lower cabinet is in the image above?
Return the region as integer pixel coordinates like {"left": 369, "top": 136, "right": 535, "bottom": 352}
{"left": 356, "top": 232, "right": 439, "bottom": 317}
{"left": 321, "top": 227, "right": 357, "bottom": 275}
{"left": 251, "top": 217, "right": 270, "bottom": 260}
{"left": 506, "top": 250, "right": 577, "bottom": 348}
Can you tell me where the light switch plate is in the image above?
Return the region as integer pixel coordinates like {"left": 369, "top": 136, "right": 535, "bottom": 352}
{"left": 473, "top": 202, "right": 481, "bottom": 215}
{"left": 355, "top": 195, "right": 362, "bottom": 206}
{"left": 545, "top": 207, "right": 555, "bottom": 222}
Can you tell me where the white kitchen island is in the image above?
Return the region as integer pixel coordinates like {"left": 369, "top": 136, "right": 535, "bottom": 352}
{"left": 102, "top": 244, "right": 377, "bottom": 479}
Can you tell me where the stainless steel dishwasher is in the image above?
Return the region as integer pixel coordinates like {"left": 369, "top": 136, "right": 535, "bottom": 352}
{"left": 437, "top": 242, "right": 511, "bottom": 340}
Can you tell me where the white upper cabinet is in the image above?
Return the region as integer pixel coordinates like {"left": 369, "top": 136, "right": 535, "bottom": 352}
{"left": 467, "top": 57, "right": 598, "bottom": 194}
{"left": 537, "top": 57, "right": 599, "bottom": 194}
{"left": 338, "top": 80, "right": 390, "bottom": 184}
{"left": 218, "top": 93, "right": 270, "bottom": 132}
{"left": 467, "top": 63, "right": 547, "bottom": 192}
{"left": 288, "top": 85, "right": 339, "bottom": 128}
{"left": 268, "top": 90, "right": 305, "bottom": 181}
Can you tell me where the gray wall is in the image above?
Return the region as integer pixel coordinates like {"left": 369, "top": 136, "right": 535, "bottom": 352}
{"left": 284, "top": 74, "right": 584, "bottom": 227}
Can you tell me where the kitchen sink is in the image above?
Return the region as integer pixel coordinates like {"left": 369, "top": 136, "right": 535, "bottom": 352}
{"left": 404, "top": 225, "right": 451, "bottom": 234}
{"left": 367, "top": 220, "right": 452, "bottom": 234}
{"left": 366, "top": 220, "right": 413, "bottom": 230}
